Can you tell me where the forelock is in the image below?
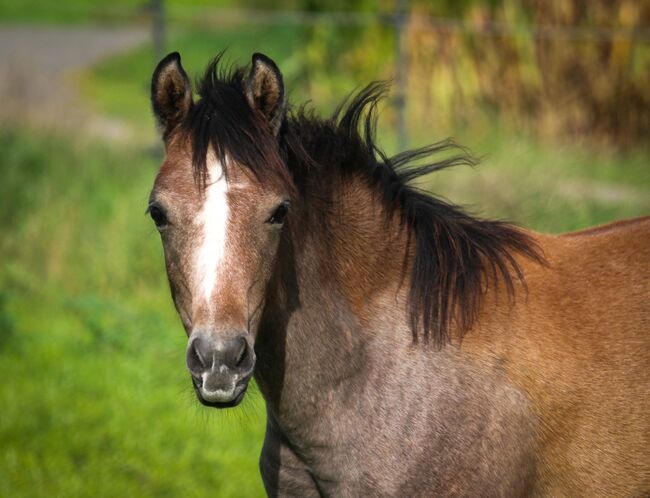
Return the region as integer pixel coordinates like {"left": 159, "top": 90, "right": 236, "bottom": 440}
{"left": 182, "top": 53, "right": 292, "bottom": 192}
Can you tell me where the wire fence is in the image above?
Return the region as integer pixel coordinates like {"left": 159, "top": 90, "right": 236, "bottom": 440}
{"left": 154, "top": 6, "right": 650, "bottom": 41}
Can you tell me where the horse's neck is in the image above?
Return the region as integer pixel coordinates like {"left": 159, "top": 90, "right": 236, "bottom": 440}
{"left": 255, "top": 174, "right": 410, "bottom": 431}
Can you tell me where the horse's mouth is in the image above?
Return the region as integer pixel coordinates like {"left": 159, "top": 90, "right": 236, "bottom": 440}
{"left": 191, "top": 377, "right": 248, "bottom": 409}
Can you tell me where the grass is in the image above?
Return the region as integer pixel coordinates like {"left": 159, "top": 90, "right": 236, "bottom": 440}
{"left": 0, "top": 19, "right": 648, "bottom": 498}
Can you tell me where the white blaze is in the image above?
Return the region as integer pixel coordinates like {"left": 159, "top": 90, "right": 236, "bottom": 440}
{"left": 196, "top": 159, "right": 229, "bottom": 304}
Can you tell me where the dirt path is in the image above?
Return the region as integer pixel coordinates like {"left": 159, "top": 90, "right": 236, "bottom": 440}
{"left": 0, "top": 24, "right": 148, "bottom": 139}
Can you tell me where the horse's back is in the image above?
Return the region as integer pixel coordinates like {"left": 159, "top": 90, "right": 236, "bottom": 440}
{"left": 561, "top": 214, "right": 650, "bottom": 240}
{"left": 549, "top": 215, "right": 649, "bottom": 349}
{"left": 554, "top": 214, "right": 649, "bottom": 331}
{"left": 531, "top": 215, "right": 649, "bottom": 332}
{"left": 510, "top": 216, "right": 649, "bottom": 496}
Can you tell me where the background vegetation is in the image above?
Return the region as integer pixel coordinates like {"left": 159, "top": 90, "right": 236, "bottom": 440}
{"left": 0, "top": 1, "right": 648, "bottom": 497}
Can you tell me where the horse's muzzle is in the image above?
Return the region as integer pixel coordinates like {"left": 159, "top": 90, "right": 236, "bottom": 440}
{"left": 186, "top": 331, "right": 255, "bottom": 408}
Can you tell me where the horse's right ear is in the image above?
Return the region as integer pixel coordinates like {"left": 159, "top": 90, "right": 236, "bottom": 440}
{"left": 151, "top": 52, "right": 192, "bottom": 136}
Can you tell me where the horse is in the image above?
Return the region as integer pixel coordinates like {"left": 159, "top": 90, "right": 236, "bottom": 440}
{"left": 147, "top": 51, "right": 649, "bottom": 497}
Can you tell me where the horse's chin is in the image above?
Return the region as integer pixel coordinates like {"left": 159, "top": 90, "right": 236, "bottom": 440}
{"left": 192, "top": 380, "right": 248, "bottom": 409}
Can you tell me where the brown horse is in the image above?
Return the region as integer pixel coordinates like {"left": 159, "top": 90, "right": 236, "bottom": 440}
{"left": 148, "top": 52, "right": 649, "bottom": 497}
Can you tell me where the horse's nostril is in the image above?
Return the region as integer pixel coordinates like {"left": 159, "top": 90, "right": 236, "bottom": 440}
{"left": 187, "top": 335, "right": 210, "bottom": 376}
{"left": 215, "top": 335, "right": 249, "bottom": 370}
{"left": 235, "top": 337, "right": 248, "bottom": 367}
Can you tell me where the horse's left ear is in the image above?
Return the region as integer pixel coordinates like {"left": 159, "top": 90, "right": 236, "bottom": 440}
{"left": 245, "top": 53, "right": 286, "bottom": 136}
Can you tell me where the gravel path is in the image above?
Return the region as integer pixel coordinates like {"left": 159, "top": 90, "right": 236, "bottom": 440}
{"left": 0, "top": 24, "right": 148, "bottom": 138}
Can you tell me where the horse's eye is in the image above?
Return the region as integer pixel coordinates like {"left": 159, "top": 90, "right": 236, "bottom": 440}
{"left": 267, "top": 200, "right": 290, "bottom": 225}
{"left": 148, "top": 204, "right": 168, "bottom": 228}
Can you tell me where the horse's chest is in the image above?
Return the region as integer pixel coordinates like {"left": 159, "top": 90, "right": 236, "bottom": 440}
{"left": 289, "top": 369, "right": 537, "bottom": 496}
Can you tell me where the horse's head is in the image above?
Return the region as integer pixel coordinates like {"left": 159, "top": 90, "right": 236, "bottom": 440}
{"left": 149, "top": 52, "right": 291, "bottom": 408}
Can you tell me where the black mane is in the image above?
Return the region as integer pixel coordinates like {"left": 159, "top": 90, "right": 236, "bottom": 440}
{"left": 184, "top": 55, "right": 543, "bottom": 347}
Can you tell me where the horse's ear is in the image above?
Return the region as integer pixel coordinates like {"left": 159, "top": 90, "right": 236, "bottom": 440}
{"left": 151, "top": 52, "right": 192, "bottom": 136}
{"left": 245, "top": 53, "right": 286, "bottom": 136}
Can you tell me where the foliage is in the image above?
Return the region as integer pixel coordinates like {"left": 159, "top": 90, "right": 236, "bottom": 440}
{"left": 405, "top": 0, "right": 650, "bottom": 144}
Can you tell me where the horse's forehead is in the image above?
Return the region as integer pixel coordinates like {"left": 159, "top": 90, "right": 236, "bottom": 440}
{"left": 155, "top": 156, "right": 261, "bottom": 217}
{"left": 153, "top": 132, "right": 275, "bottom": 214}
{"left": 154, "top": 137, "right": 194, "bottom": 188}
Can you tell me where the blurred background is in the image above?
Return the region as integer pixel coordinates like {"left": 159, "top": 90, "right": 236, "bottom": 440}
{"left": 0, "top": 1, "right": 648, "bottom": 496}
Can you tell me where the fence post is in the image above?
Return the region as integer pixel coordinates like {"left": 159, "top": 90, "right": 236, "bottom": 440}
{"left": 394, "top": 0, "right": 408, "bottom": 151}
{"left": 151, "top": 0, "right": 166, "bottom": 61}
